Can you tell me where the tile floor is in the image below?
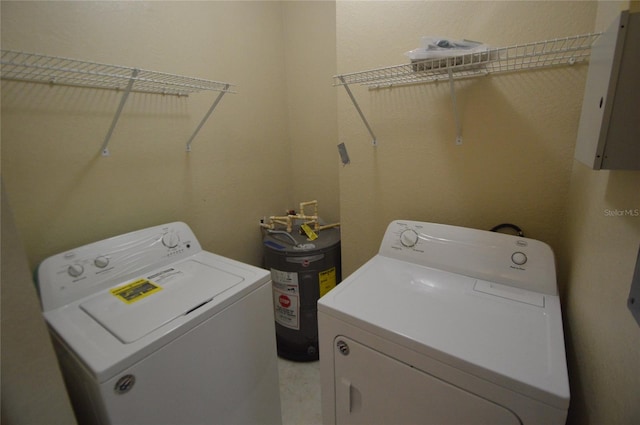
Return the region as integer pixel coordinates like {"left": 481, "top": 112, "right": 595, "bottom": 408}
{"left": 278, "top": 358, "right": 322, "bottom": 425}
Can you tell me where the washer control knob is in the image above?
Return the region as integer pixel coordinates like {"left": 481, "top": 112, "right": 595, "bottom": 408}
{"left": 68, "top": 264, "right": 84, "bottom": 277}
{"left": 511, "top": 252, "right": 527, "bottom": 266}
{"left": 400, "top": 229, "right": 419, "bottom": 247}
{"left": 94, "top": 256, "right": 109, "bottom": 268}
{"left": 162, "top": 232, "right": 180, "bottom": 249}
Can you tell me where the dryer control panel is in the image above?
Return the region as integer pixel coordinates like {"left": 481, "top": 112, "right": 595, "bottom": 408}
{"left": 37, "top": 222, "right": 201, "bottom": 311}
{"left": 380, "top": 220, "right": 557, "bottom": 295}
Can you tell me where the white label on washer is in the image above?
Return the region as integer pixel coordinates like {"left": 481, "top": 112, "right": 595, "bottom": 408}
{"left": 146, "top": 268, "right": 185, "bottom": 284}
{"left": 271, "top": 269, "right": 300, "bottom": 330}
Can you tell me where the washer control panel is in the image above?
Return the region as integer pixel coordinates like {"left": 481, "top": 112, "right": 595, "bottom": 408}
{"left": 380, "top": 220, "right": 557, "bottom": 295}
{"left": 37, "top": 222, "right": 201, "bottom": 311}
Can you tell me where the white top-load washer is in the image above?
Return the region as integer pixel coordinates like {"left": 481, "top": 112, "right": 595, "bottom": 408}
{"left": 37, "top": 222, "right": 282, "bottom": 425}
{"left": 318, "top": 220, "right": 570, "bottom": 425}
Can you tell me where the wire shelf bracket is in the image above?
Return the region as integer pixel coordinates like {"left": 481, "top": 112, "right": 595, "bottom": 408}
{"left": 338, "top": 75, "right": 378, "bottom": 146}
{"left": 186, "top": 84, "right": 230, "bottom": 152}
{"left": 334, "top": 32, "right": 601, "bottom": 146}
{"left": 0, "top": 50, "right": 236, "bottom": 156}
{"left": 447, "top": 68, "right": 463, "bottom": 146}
{"left": 100, "top": 68, "right": 138, "bottom": 156}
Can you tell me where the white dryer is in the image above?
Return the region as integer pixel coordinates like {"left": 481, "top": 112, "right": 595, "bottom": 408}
{"left": 37, "top": 222, "right": 282, "bottom": 425}
{"left": 318, "top": 220, "right": 570, "bottom": 425}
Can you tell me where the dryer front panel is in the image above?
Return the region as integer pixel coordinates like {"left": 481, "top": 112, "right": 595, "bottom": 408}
{"left": 332, "top": 336, "right": 520, "bottom": 425}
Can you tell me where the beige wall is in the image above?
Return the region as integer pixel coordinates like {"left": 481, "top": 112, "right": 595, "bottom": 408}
{"left": 1, "top": 1, "right": 339, "bottom": 270}
{"left": 335, "top": 1, "right": 639, "bottom": 424}
{"left": 0, "top": 1, "right": 338, "bottom": 422}
{"left": 1, "top": 182, "right": 77, "bottom": 424}
{"left": 558, "top": 2, "right": 640, "bottom": 424}
{"left": 336, "top": 0, "right": 598, "bottom": 275}
{"left": 283, "top": 1, "right": 339, "bottom": 224}
{"left": 3, "top": 1, "right": 639, "bottom": 424}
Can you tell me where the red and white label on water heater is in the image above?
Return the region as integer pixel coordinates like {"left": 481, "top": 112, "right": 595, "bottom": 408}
{"left": 271, "top": 269, "right": 300, "bottom": 330}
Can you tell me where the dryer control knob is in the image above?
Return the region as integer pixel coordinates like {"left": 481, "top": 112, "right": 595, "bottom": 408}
{"left": 94, "top": 256, "right": 109, "bottom": 268}
{"left": 511, "top": 252, "right": 527, "bottom": 266}
{"left": 400, "top": 229, "right": 419, "bottom": 247}
{"left": 68, "top": 264, "right": 84, "bottom": 277}
{"left": 162, "top": 232, "right": 180, "bottom": 249}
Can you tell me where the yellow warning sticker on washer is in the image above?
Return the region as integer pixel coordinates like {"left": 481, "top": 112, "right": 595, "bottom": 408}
{"left": 111, "top": 278, "right": 162, "bottom": 304}
{"left": 319, "top": 267, "right": 337, "bottom": 297}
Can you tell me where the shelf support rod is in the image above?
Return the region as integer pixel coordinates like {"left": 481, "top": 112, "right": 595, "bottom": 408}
{"left": 186, "top": 83, "right": 230, "bottom": 152}
{"left": 338, "top": 76, "right": 377, "bottom": 146}
{"left": 100, "top": 68, "right": 139, "bottom": 156}
{"left": 447, "top": 68, "right": 463, "bottom": 145}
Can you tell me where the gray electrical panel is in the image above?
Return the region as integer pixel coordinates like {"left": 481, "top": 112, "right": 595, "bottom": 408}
{"left": 575, "top": 11, "right": 640, "bottom": 170}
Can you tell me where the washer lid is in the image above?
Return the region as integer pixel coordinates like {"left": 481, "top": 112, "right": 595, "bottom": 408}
{"left": 80, "top": 259, "right": 243, "bottom": 343}
{"left": 318, "top": 255, "right": 570, "bottom": 410}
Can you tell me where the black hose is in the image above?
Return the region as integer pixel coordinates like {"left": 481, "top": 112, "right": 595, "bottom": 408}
{"left": 489, "top": 223, "right": 524, "bottom": 237}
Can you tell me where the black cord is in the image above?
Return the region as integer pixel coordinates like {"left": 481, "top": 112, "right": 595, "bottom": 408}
{"left": 490, "top": 223, "right": 524, "bottom": 237}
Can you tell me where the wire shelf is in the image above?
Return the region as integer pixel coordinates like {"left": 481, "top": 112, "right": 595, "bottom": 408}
{"left": 335, "top": 32, "right": 602, "bottom": 88}
{"left": 334, "top": 32, "right": 602, "bottom": 146}
{"left": 1, "top": 50, "right": 235, "bottom": 96}
{"left": 0, "top": 50, "right": 236, "bottom": 155}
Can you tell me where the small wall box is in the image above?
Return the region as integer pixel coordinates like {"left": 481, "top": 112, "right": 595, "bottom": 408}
{"left": 575, "top": 11, "right": 640, "bottom": 170}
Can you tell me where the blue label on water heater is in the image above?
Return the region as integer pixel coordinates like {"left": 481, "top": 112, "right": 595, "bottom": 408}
{"left": 264, "top": 240, "right": 286, "bottom": 250}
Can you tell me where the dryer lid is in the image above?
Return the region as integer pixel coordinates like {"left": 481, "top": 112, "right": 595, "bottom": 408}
{"left": 80, "top": 259, "right": 243, "bottom": 343}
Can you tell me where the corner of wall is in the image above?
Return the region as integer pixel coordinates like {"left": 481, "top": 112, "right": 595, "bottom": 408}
{"left": 1, "top": 181, "right": 77, "bottom": 424}
{"left": 559, "top": 5, "right": 640, "bottom": 423}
